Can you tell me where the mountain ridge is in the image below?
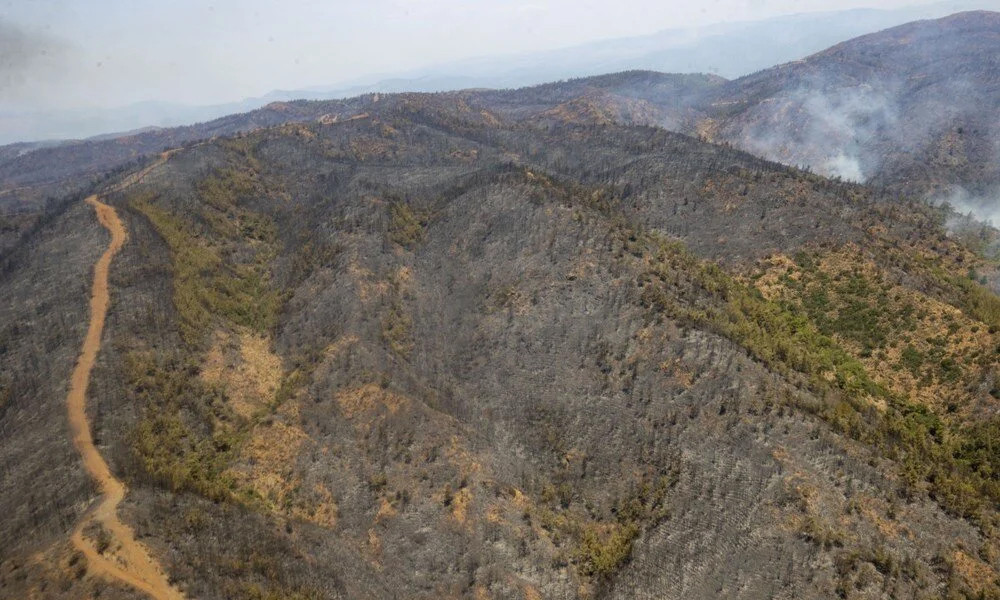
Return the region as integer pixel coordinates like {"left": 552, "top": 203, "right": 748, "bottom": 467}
{"left": 4, "top": 13, "right": 1000, "bottom": 598}
{"left": 4, "top": 9, "right": 1000, "bottom": 224}
{"left": 4, "top": 70, "right": 1000, "bottom": 597}
{"left": 4, "top": 0, "right": 995, "bottom": 145}
{"left": 694, "top": 10, "right": 1000, "bottom": 198}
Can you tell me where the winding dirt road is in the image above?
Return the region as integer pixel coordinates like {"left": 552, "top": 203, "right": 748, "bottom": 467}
{"left": 67, "top": 194, "right": 183, "bottom": 600}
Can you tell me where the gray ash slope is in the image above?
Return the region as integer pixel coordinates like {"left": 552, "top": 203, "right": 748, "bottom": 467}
{"left": 3, "top": 86, "right": 1000, "bottom": 600}
{"left": 695, "top": 10, "right": 1000, "bottom": 198}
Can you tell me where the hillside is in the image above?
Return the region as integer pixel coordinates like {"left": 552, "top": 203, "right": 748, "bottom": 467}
{"left": 0, "top": 73, "right": 725, "bottom": 254}
{"left": 0, "top": 97, "right": 366, "bottom": 212}
{"left": 694, "top": 10, "right": 1000, "bottom": 200}
{"left": 5, "top": 9, "right": 1000, "bottom": 249}
{"left": 3, "top": 85, "right": 1000, "bottom": 599}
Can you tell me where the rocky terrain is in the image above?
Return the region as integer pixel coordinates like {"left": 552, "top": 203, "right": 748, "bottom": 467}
{"left": 3, "top": 11, "right": 1000, "bottom": 600}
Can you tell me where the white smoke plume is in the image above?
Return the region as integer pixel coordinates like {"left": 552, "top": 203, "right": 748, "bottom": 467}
{"left": 824, "top": 152, "right": 864, "bottom": 182}
{"left": 738, "top": 80, "right": 899, "bottom": 183}
{"left": 937, "top": 186, "right": 1000, "bottom": 228}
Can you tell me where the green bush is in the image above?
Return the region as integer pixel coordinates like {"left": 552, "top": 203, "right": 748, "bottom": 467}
{"left": 576, "top": 523, "right": 640, "bottom": 577}
{"left": 899, "top": 345, "right": 924, "bottom": 377}
{"left": 389, "top": 202, "right": 427, "bottom": 247}
{"left": 382, "top": 306, "right": 413, "bottom": 357}
{"left": 132, "top": 197, "right": 281, "bottom": 345}
{"left": 636, "top": 233, "right": 1000, "bottom": 525}
{"left": 126, "top": 352, "right": 244, "bottom": 502}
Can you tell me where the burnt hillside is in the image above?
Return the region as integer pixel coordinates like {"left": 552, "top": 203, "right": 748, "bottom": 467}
{"left": 3, "top": 88, "right": 1000, "bottom": 599}
{"left": 5, "top": 10, "right": 999, "bottom": 254}
{"left": 694, "top": 10, "right": 1000, "bottom": 197}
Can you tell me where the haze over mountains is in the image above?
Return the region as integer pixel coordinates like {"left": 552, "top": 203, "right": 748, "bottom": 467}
{"left": 697, "top": 11, "right": 1000, "bottom": 195}
{"left": 5, "top": 8, "right": 1000, "bottom": 600}
{"left": 3, "top": 9, "right": 999, "bottom": 232}
{"left": 3, "top": 0, "right": 997, "bottom": 145}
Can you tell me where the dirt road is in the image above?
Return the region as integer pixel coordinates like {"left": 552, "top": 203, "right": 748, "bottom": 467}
{"left": 67, "top": 194, "right": 183, "bottom": 600}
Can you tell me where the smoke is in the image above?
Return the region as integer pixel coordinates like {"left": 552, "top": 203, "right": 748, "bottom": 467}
{"left": 937, "top": 186, "right": 1000, "bottom": 266}
{"left": 824, "top": 152, "right": 864, "bottom": 182}
{"left": 936, "top": 186, "right": 1000, "bottom": 228}
{"left": 0, "top": 20, "right": 68, "bottom": 105}
{"left": 738, "top": 80, "right": 899, "bottom": 183}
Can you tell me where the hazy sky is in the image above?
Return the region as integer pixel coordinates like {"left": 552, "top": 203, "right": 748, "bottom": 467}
{"left": 0, "top": 0, "right": 983, "bottom": 111}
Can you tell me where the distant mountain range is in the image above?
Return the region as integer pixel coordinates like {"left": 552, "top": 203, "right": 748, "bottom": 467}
{"left": 4, "top": 9, "right": 998, "bottom": 221}
{"left": 3, "top": 0, "right": 997, "bottom": 145}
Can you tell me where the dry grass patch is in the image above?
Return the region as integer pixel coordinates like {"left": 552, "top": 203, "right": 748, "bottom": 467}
{"left": 227, "top": 402, "right": 339, "bottom": 526}
{"left": 201, "top": 329, "right": 282, "bottom": 419}
{"left": 451, "top": 488, "right": 473, "bottom": 525}
{"left": 335, "top": 384, "right": 408, "bottom": 421}
{"left": 348, "top": 260, "right": 390, "bottom": 304}
{"left": 750, "top": 246, "right": 999, "bottom": 420}
{"left": 952, "top": 549, "right": 998, "bottom": 594}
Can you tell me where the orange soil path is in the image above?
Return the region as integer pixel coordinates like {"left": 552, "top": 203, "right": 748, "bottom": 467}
{"left": 67, "top": 195, "right": 183, "bottom": 600}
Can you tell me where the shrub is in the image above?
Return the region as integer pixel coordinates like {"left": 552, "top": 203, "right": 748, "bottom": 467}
{"left": 389, "top": 202, "right": 427, "bottom": 247}
{"left": 576, "top": 523, "right": 639, "bottom": 577}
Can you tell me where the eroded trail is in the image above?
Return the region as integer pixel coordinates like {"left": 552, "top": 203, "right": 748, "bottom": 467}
{"left": 67, "top": 195, "right": 183, "bottom": 600}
